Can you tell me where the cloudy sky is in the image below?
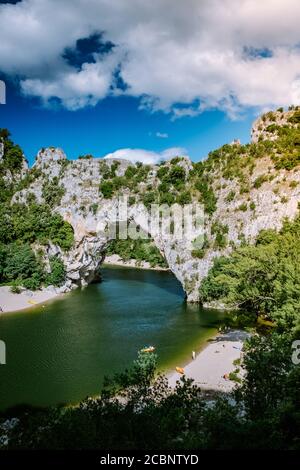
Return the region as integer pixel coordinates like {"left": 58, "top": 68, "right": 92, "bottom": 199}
{"left": 0, "top": 0, "right": 300, "bottom": 164}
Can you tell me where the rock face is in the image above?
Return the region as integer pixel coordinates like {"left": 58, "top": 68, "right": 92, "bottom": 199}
{"left": 251, "top": 108, "right": 298, "bottom": 143}
{"left": 34, "top": 147, "right": 67, "bottom": 168}
{"left": 13, "top": 109, "right": 300, "bottom": 302}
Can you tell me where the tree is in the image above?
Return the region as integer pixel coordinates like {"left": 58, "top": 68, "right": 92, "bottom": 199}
{"left": 45, "top": 256, "right": 66, "bottom": 286}
{"left": 3, "top": 242, "right": 43, "bottom": 288}
{"left": 200, "top": 215, "right": 300, "bottom": 331}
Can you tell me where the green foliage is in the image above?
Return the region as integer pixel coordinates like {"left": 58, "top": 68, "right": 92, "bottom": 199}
{"left": 0, "top": 242, "right": 44, "bottom": 289}
{"left": 288, "top": 110, "right": 300, "bottom": 124}
{"left": 99, "top": 180, "right": 114, "bottom": 198}
{"left": 42, "top": 176, "right": 65, "bottom": 207}
{"left": 45, "top": 256, "right": 66, "bottom": 287}
{"left": 225, "top": 190, "right": 235, "bottom": 202}
{"left": 128, "top": 195, "right": 136, "bottom": 206}
{"left": 124, "top": 165, "right": 137, "bottom": 179}
{"left": 266, "top": 124, "right": 278, "bottom": 133}
{"left": 159, "top": 192, "right": 175, "bottom": 205}
{"left": 238, "top": 203, "right": 248, "bottom": 212}
{"left": 9, "top": 281, "right": 21, "bottom": 293}
{"left": 0, "top": 203, "right": 74, "bottom": 251}
{"left": 90, "top": 203, "right": 98, "bottom": 215}
{"left": 142, "top": 191, "right": 157, "bottom": 208}
{"left": 253, "top": 174, "right": 268, "bottom": 189}
{"left": 176, "top": 191, "right": 192, "bottom": 205}
{"left": 200, "top": 215, "right": 300, "bottom": 331}
{"left": 195, "top": 178, "right": 217, "bottom": 215}
{"left": 15, "top": 167, "right": 42, "bottom": 192}
{"left": 0, "top": 128, "right": 25, "bottom": 173}
{"left": 156, "top": 165, "right": 169, "bottom": 179}
{"left": 211, "top": 222, "right": 228, "bottom": 249}
{"left": 106, "top": 236, "right": 167, "bottom": 268}
{"left": 78, "top": 154, "right": 93, "bottom": 159}
{"left": 165, "top": 165, "right": 186, "bottom": 188}
{"left": 236, "top": 332, "right": 300, "bottom": 423}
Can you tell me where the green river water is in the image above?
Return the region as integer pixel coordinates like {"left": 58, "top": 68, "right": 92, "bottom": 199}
{"left": 0, "top": 266, "right": 225, "bottom": 411}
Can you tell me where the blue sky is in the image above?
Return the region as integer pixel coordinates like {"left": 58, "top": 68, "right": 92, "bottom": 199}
{"left": 0, "top": 80, "right": 255, "bottom": 166}
{"left": 0, "top": 0, "right": 299, "bottom": 166}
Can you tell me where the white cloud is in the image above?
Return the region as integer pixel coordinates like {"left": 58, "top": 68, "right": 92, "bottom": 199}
{"left": 156, "top": 132, "right": 168, "bottom": 139}
{"left": 103, "top": 147, "right": 186, "bottom": 164}
{"left": 1, "top": 0, "right": 300, "bottom": 116}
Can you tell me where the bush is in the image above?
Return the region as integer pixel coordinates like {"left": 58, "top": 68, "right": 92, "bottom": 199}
{"left": 45, "top": 256, "right": 66, "bottom": 286}
{"left": 166, "top": 165, "right": 186, "bottom": 187}
{"left": 288, "top": 110, "right": 300, "bottom": 124}
{"left": 253, "top": 175, "right": 268, "bottom": 189}
{"left": 142, "top": 191, "right": 156, "bottom": 208}
{"left": 42, "top": 177, "right": 65, "bottom": 207}
{"left": 225, "top": 190, "right": 235, "bottom": 202}
{"left": 10, "top": 281, "right": 21, "bottom": 294}
{"left": 176, "top": 191, "right": 192, "bottom": 205}
{"left": 1, "top": 243, "right": 44, "bottom": 289}
{"left": 200, "top": 215, "right": 300, "bottom": 331}
{"left": 99, "top": 181, "right": 114, "bottom": 198}
{"left": 238, "top": 203, "right": 248, "bottom": 212}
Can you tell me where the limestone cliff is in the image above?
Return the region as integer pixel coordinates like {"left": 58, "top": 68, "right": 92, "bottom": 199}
{"left": 11, "top": 107, "right": 300, "bottom": 302}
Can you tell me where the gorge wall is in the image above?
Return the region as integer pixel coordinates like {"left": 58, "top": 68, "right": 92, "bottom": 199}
{"left": 9, "top": 108, "right": 300, "bottom": 302}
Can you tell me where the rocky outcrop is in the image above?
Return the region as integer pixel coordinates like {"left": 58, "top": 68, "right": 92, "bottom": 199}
{"left": 12, "top": 109, "right": 300, "bottom": 302}
{"left": 251, "top": 108, "right": 298, "bottom": 143}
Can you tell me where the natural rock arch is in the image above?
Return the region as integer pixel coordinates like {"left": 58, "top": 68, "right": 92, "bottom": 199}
{"left": 59, "top": 201, "right": 204, "bottom": 302}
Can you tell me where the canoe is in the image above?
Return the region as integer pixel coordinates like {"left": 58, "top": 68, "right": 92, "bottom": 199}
{"left": 176, "top": 367, "right": 184, "bottom": 374}
{"left": 141, "top": 346, "right": 155, "bottom": 353}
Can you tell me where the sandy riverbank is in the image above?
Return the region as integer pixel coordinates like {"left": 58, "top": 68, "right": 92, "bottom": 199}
{"left": 168, "top": 330, "right": 250, "bottom": 392}
{"left": 0, "top": 260, "right": 167, "bottom": 314}
{"left": 103, "top": 254, "right": 170, "bottom": 271}
{"left": 0, "top": 286, "right": 61, "bottom": 314}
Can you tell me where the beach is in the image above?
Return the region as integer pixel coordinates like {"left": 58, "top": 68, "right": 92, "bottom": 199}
{"left": 103, "top": 255, "right": 170, "bottom": 271}
{"left": 168, "top": 330, "right": 250, "bottom": 392}
{"left": 0, "top": 286, "right": 61, "bottom": 314}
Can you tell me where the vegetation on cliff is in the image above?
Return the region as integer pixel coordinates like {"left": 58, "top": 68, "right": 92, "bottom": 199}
{"left": 0, "top": 129, "right": 73, "bottom": 289}
{"left": 200, "top": 214, "right": 300, "bottom": 332}
{"left": 106, "top": 237, "right": 167, "bottom": 268}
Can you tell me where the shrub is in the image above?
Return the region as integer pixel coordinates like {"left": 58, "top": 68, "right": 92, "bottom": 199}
{"left": 159, "top": 192, "right": 175, "bottom": 205}
{"left": 167, "top": 165, "right": 186, "bottom": 187}
{"left": 10, "top": 281, "right": 21, "bottom": 294}
{"left": 238, "top": 203, "right": 248, "bottom": 212}
{"left": 45, "top": 256, "right": 66, "bottom": 286}
{"left": 225, "top": 190, "right": 235, "bottom": 202}
{"left": 200, "top": 215, "right": 300, "bottom": 331}
{"left": 99, "top": 181, "right": 114, "bottom": 198}
{"left": 176, "top": 191, "right": 192, "bottom": 205}
{"left": 288, "top": 110, "right": 300, "bottom": 124}
{"left": 156, "top": 166, "right": 169, "bottom": 179}
{"left": 142, "top": 191, "right": 156, "bottom": 208}
{"left": 42, "top": 177, "right": 65, "bottom": 207}
{"left": 125, "top": 165, "right": 137, "bottom": 179}
{"left": 253, "top": 175, "right": 268, "bottom": 189}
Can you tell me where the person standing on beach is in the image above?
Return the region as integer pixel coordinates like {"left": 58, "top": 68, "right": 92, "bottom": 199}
{"left": 192, "top": 351, "right": 196, "bottom": 360}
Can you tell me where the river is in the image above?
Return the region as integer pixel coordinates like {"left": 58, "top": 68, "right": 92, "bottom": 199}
{"left": 0, "top": 266, "right": 225, "bottom": 411}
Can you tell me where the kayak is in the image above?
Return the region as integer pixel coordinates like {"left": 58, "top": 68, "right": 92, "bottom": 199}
{"left": 141, "top": 346, "right": 155, "bottom": 353}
